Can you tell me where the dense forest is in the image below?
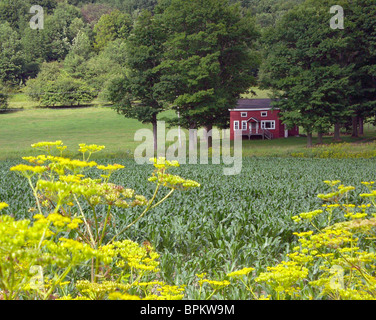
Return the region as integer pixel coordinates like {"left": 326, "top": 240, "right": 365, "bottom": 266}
{"left": 0, "top": 0, "right": 375, "bottom": 147}
{"left": 0, "top": 0, "right": 302, "bottom": 86}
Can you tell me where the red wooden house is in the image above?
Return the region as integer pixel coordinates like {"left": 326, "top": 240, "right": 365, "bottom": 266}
{"left": 229, "top": 99, "right": 299, "bottom": 140}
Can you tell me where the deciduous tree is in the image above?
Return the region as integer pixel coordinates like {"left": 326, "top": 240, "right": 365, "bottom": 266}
{"left": 155, "top": 0, "right": 260, "bottom": 148}
{"left": 259, "top": 0, "right": 372, "bottom": 147}
{"left": 93, "top": 10, "right": 132, "bottom": 51}
{"left": 108, "top": 10, "right": 166, "bottom": 154}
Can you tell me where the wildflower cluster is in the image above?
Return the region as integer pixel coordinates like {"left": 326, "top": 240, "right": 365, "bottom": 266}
{"left": 0, "top": 202, "right": 8, "bottom": 210}
{"left": 316, "top": 180, "right": 356, "bottom": 202}
{"left": 288, "top": 180, "right": 376, "bottom": 299}
{"left": 227, "top": 267, "right": 255, "bottom": 278}
{"left": 195, "top": 273, "right": 231, "bottom": 300}
{"left": 148, "top": 157, "right": 201, "bottom": 190}
{"left": 33, "top": 212, "right": 83, "bottom": 230}
{"left": 78, "top": 143, "right": 105, "bottom": 161}
{"left": 59, "top": 239, "right": 184, "bottom": 300}
{"left": 255, "top": 261, "right": 308, "bottom": 299}
{"left": 0, "top": 214, "right": 98, "bottom": 300}
{"left": 31, "top": 140, "right": 65, "bottom": 154}
{"left": 0, "top": 141, "right": 200, "bottom": 300}
{"left": 291, "top": 142, "right": 376, "bottom": 159}
{"left": 203, "top": 179, "right": 376, "bottom": 300}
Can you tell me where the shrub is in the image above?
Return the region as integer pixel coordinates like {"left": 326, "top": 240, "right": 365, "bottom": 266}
{"left": 0, "top": 84, "right": 8, "bottom": 110}
{"left": 25, "top": 62, "right": 97, "bottom": 107}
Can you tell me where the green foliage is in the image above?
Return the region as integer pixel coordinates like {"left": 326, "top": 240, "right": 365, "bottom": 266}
{"left": 81, "top": 3, "right": 114, "bottom": 27}
{"left": 0, "top": 0, "right": 31, "bottom": 30}
{"left": 342, "top": 0, "right": 376, "bottom": 122}
{"left": 15, "top": 2, "right": 85, "bottom": 71}
{"left": 2, "top": 154, "right": 376, "bottom": 299}
{"left": 291, "top": 142, "right": 376, "bottom": 159}
{"left": 67, "top": 39, "right": 127, "bottom": 98}
{"left": 0, "top": 141, "right": 198, "bottom": 300}
{"left": 20, "top": 28, "right": 48, "bottom": 80}
{"left": 93, "top": 10, "right": 132, "bottom": 51}
{"left": 260, "top": 0, "right": 376, "bottom": 146}
{"left": 0, "top": 83, "right": 8, "bottom": 110}
{"left": 0, "top": 22, "right": 25, "bottom": 85}
{"left": 231, "top": 0, "right": 305, "bottom": 27}
{"left": 93, "top": 0, "right": 158, "bottom": 15}
{"left": 43, "top": 3, "right": 84, "bottom": 62}
{"left": 155, "top": 0, "right": 260, "bottom": 130}
{"left": 108, "top": 10, "right": 166, "bottom": 140}
{"left": 69, "top": 31, "right": 94, "bottom": 60}
{"left": 25, "top": 62, "right": 96, "bottom": 107}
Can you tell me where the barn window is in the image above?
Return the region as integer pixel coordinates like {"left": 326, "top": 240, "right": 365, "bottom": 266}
{"left": 241, "top": 112, "right": 247, "bottom": 117}
{"left": 234, "top": 121, "right": 239, "bottom": 130}
{"left": 241, "top": 121, "right": 247, "bottom": 130}
{"left": 261, "top": 120, "right": 275, "bottom": 130}
{"left": 261, "top": 111, "right": 268, "bottom": 117}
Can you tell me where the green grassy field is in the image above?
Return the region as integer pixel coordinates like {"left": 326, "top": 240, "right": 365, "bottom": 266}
{"left": 1, "top": 90, "right": 376, "bottom": 161}
{"left": 0, "top": 107, "right": 148, "bottom": 159}
{"left": 1, "top": 105, "right": 376, "bottom": 160}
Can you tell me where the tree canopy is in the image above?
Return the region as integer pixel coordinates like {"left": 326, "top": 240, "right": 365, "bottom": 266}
{"left": 155, "top": 0, "right": 260, "bottom": 142}
{"left": 260, "top": 0, "right": 376, "bottom": 146}
{"left": 107, "top": 10, "right": 166, "bottom": 153}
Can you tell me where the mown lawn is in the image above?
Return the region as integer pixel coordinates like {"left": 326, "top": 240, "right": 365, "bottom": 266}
{"left": 0, "top": 107, "right": 151, "bottom": 160}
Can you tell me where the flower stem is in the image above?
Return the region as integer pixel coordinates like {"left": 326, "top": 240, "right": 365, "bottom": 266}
{"left": 109, "top": 184, "right": 161, "bottom": 244}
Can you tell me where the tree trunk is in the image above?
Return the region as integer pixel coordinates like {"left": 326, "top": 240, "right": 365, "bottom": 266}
{"left": 334, "top": 123, "right": 341, "bottom": 141}
{"left": 352, "top": 116, "right": 358, "bottom": 137}
{"left": 307, "top": 132, "right": 313, "bottom": 148}
{"left": 189, "top": 123, "right": 197, "bottom": 155}
{"left": 359, "top": 117, "right": 364, "bottom": 135}
{"left": 152, "top": 114, "right": 157, "bottom": 156}
{"left": 205, "top": 124, "right": 213, "bottom": 149}
{"left": 317, "top": 132, "right": 323, "bottom": 144}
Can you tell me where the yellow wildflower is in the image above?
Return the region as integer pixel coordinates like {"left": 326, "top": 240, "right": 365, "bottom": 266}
{"left": 31, "top": 141, "right": 63, "bottom": 149}
{"left": 0, "top": 202, "right": 8, "bottom": 210}
{"left": 97, "top": 164, "right": 125, "bottom": 171}
{"left": 323, "top": 180, "right": 341, "bottom": 186}
{"left": 198, "top": 279, "right": 230, "bottom": 289}
{"left": 78, "top": 143, "right": 105, "bottom": 154}
{"left": 227, "top": 267, "right": 255, "bottom": 278}
{"left": 10, "top": 164, "right": 47, "bottom": 174}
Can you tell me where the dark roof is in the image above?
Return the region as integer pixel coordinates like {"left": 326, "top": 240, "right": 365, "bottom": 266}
{"left": 235, "top": 99, "right": 274, "bottom": 109}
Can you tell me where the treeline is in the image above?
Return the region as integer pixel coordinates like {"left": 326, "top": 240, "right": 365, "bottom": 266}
{"left": 260, "top": 0, "right": 376, "bottom": 146}
{"left": 0, "top": 0, "right": 301, "bottom": 93}
{"left": 0, "top": 0, "right": 375, "bottom": 147}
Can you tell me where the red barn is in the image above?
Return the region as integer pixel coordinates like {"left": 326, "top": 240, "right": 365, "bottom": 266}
{"left": 229, "top": 99, "right": 299, "bottom": 140}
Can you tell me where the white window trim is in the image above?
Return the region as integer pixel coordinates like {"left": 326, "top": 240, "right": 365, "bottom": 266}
{"left": 234, "top": 120, "right": 239, "bottom": 130}
{"left": 241, "top": 120, "right": 247, "bottom": 130}
{"left": 261, "top": 120, "right": 275, "bottom": 130}
{"left": 241, "top": 112, "right": 248, "bottom": 117}
{"left": 261, "top": 111, "right": 268, "bottom": 117}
